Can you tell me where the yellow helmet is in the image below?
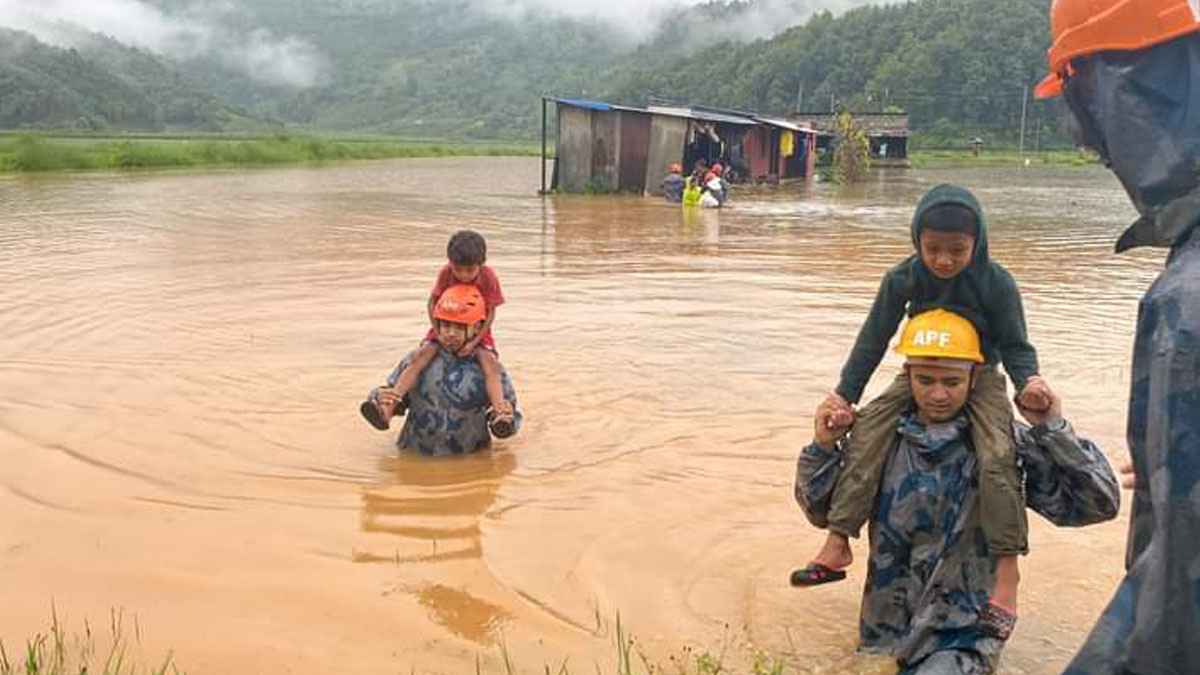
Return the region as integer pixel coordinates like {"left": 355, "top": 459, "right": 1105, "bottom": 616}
{"left": 895, "top": 309, "right": 984, "bottom": 365}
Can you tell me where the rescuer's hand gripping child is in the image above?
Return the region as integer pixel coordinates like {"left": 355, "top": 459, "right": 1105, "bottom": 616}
{"left": 360, "top": 229, "right": 514, "bottom": 437}
{"left": 791, "top": 185, "right": 1052, "bottom": 630}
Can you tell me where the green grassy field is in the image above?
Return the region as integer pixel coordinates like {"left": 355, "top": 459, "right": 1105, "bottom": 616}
{"left": 907, "top": 148, "right": 1100, "bottom": 168}
{"left": 0, "top": 132, "right": 544, "bottom": 172}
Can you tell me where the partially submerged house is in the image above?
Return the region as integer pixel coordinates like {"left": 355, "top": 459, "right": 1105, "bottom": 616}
{"left": 789, "top": 111, "right": 910, "bottom": 165}
{"left": 544, "top": 98, "right": 817, "bottom": 195}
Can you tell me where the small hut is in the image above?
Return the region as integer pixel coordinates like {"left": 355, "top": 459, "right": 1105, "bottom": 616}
{"left": 545, "top": 98, "right": 818, "bottom": 194}
{"left": 789, "top": 111, "right": 910, "bottom": 166}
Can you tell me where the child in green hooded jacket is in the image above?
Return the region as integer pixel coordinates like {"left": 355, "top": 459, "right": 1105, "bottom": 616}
{"left": 792, "top": 184, "right": 1053, "bottom": 627}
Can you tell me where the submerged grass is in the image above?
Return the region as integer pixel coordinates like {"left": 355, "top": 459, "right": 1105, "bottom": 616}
{"left": 0, "top": 132, "right": 542, "bottom": 173}
{"left": 484, "top": 614, "right": 793, "bottom": 675}
{"left": 0, "top": 607, "right": 178, "bottom": 675}
{"left": 4, "top": 607, "right": 798, "bottom": 675}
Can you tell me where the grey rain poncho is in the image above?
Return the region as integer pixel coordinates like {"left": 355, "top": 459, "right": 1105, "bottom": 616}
{"left": 1059, "top": 34, "right": 1200, "bottom": 675}
{"left": 794, "top": 414, "right": 1118, "bottom": 674}
{"left": 384, "top": 348, "right": 522, "bottom": 457}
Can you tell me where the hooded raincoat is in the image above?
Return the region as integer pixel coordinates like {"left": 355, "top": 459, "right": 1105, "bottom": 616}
{"left": 1061, "top": 36, "right": 1200, "bottom": 675}
{"left": 835, "top": 185, "right": 1039, "bottom": 405}
{"left": 795, "top": 414, "right": 1119, "bottom": 674}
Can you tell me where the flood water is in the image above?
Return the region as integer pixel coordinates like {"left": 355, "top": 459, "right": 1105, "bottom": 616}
{"left": 0, "top": 158, "right": 1160, "bottom": 674}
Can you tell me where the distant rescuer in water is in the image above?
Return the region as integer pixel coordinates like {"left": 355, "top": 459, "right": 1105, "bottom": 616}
{"left": 1034, "top": 1, "right": 1200, "bottom": 672}
{"left": 793, "top": 309, "right": 1119, "bottom": 674}
{"left": 662, "top": 162, "right": 685, "bottom": 203}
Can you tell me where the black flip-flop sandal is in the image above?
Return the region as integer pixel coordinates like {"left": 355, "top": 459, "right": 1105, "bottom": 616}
{"left": 487, "top": 404, "right": 516, "bottom": 439}
{"left": 360, "top": 390, "right": 390, "bottom": 431}
{"left": 789, "top": 563, "right": 848, "bottom": 587}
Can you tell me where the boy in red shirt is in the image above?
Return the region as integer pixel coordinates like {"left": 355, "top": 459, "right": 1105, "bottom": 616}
{"left": 361, "top": 229, "right": 514, "bottom": 436}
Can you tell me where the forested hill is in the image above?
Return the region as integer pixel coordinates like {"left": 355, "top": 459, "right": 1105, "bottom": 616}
{"left": 0, "top": 0, "right": 1065, "bottom": 144}
{"left": 602, "top": 0, "right": 1061, "bottom": 145}
{"left": 0, "top": 28, "right": 271, "bottom": 132}
{"left": 162, "top": 0, "right": 788, "bottom": 138}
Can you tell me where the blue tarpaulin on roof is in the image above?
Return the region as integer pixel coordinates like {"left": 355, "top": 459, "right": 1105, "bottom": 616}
{"left": 555, "top": 99, "right": 612, "bottom": 111}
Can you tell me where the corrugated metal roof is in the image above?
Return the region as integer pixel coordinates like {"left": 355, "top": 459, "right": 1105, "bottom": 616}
{"left": 556, "top": 98, "right": 649, "bottom": 114}
{"left": 555, "top": 99, "right": 810, "bottom": 128}
{"left": 756, "top": 116, "right": 813, "bottom": 133}
{"left": 647, "top": 105, "right": 759, "bottom": 126}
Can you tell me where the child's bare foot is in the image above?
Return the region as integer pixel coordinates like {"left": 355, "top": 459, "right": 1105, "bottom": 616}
{"left": 487, "top": 400, "right": 516, "bottom": 438}
{"left": 812, "top": 531, "right": 854, "bottom": 570}
{"left": 990, "top": 556, "right": 1019, "bottom": 615}
{"left": 979, "top": 557, "right": 1019, "bottom": 641}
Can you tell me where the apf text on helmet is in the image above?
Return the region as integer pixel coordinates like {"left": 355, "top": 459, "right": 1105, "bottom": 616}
{"left": 912, "top": 331, "right": 953, "bottom": 348}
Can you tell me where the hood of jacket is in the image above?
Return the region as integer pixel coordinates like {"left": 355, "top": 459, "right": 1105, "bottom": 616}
{"left": 909, "top": 183, "right": 990, "bottom": 272}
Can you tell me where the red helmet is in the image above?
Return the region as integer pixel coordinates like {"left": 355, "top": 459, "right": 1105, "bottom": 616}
{"left": 1036, "top": 0, "right": 1200, "bottom": 98}
{"left": 433, "top": 285, "right": 486, "bottom": 325}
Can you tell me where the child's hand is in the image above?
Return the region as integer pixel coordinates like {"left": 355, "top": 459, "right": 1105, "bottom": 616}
{"left": 1017, "top": 376, "right": 1052, "bottom": 413}
{"left": 1016, "top": 377, "right": 1062, "bottom": 427}
{"left": 814, "top": 399, "right": 853, "bottom": 448}
{"left": 821, "top": 392, "right": 855, "bottom": 430}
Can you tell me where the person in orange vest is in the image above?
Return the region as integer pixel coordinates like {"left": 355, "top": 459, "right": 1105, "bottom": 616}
{"left": 1035, "top": 2, "right": 1200, "bottom": 672}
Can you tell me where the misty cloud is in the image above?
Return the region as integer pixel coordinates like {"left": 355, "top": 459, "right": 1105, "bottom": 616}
{"left": 477, "top": 0, "right": 879, "bottom": 42}
{"left": 0, "top": 0, "right": 325, "bottom": 87}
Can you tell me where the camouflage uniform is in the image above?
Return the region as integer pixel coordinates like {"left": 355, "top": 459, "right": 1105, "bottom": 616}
{"left": 382, "top": 347, "right": 522, "bottom": 457}
{"left": 795, "top": 414, "right": 1119, "bottom": 674}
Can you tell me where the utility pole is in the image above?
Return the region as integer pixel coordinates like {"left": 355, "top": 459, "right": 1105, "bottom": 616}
{"left": 796, "top": 81, "right": 804, "bottom": 112}
{"left": 540, "top": 97, "right": 548, "bottom": 195}
{"left": 1018, "top": 80, "right": 1029, "bottom": 162}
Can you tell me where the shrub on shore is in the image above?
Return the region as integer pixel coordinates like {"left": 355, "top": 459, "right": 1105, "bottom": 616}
{"left": 0, "top": 608, "right": 177, "bottom": 675}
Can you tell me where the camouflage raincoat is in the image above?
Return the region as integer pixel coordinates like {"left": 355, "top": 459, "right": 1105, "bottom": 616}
{"left": 1065, "top": 224, "right": 1200, "bottom": 675}
{"left": 1058, "top": 36, "right": 1200, "bottom": 675}
{"left": 795, "top": 414, "right": 1118, "bottom": 674}
{"left": 383, "top": 348, "right": 522, "bottom": 457}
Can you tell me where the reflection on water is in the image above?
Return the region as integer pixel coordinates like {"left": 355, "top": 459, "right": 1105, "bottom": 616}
{"left": 357, "top": 451, "right": 518, "bottom": 645}
{"left": 417, "top": 584, "right": 512, "bottom": 645}
{"left": 357, "top": 451, "right": 515, "bottom": 567}
{"left": 0, "top": 159, "right": 1154, "bottom": 674}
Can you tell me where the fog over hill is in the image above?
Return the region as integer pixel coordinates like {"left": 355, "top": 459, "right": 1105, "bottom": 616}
{"left": 0, "top": 0, "right": 326, "bottom": 86}
{"left": 477, "top": 0, "right": 879, "bottom": 41}
{"left": 0, "top": 0, "right": 877, "bottom": 85}
{"left": 0, "top": 0, "right": 1065, "bottom": 146}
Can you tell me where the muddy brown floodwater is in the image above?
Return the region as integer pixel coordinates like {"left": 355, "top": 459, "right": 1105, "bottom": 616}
{"left": 0, "top": 158, "right": 1160, "bottom": 674}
